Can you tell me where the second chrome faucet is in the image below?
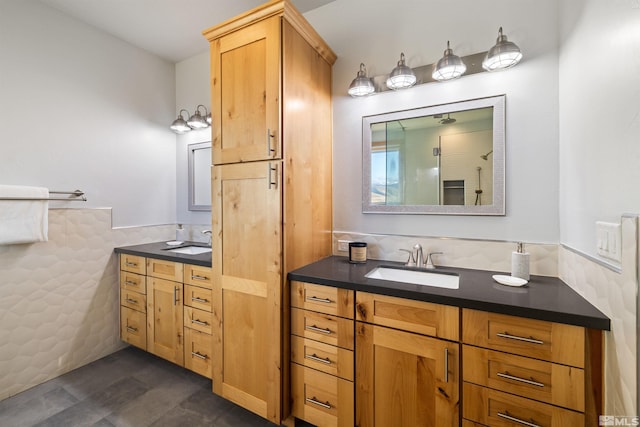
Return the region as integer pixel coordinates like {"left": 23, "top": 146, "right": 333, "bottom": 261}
{"left": 400, "top": 244, "right": 442, "bottom": 269}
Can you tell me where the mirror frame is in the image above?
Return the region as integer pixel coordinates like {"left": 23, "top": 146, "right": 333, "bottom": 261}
{"left": 362, "top": 95, "right": 505, "bottom": 215}
{"left": 188, "top": 141, "right": 212, "bottom": 212}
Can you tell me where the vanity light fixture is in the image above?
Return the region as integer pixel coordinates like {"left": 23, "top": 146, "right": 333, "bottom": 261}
{"left": 432, "top": 41, "right": 467, "bottom": 81}
{"left": 349, "top": 27, "right": 522, "bottom": 96}
{"left": 386, "top": 53, "right": 417, "bottom": 90}
{"left": 348, "top": 63, "right": 375, "bottom": 97}
{"left": 187, "top": 105, "right": 209, "bottom": 129}
{"left": 170, "top": 109, "right": 192, "bottom": 134}
{"left": 482, "top": 27, "right": 523, "bottom": 71}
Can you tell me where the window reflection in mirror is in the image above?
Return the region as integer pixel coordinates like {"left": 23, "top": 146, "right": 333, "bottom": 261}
{"left": 363, "top": 96, "right": 505, "bottom": 215}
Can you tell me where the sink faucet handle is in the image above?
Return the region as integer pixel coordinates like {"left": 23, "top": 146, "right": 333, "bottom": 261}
{"left": 425, "top": 252, "right": 443, "bottom": 269}
{"left": 399, "top": 249, "right": 416, "bottom": 267}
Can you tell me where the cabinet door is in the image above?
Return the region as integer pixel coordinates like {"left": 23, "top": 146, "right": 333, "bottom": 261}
{"left": 147, "top": 278, "right": 184, "bottom": 365}
{"left": 212, "top": 161, "right": 282, "bottom": 422}
{"left": 356, "top": 322, "right": 459, "bottom": 427}
{"left": 211, "top": 16, "right": 280, "bottom": 165}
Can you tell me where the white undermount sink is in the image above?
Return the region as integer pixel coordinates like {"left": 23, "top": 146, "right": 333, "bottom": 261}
{"left": 365, "top": 266, "right": 459, "bottom": 289}
{"left": 166, "top": 246, "right": 212, "bottom": 255}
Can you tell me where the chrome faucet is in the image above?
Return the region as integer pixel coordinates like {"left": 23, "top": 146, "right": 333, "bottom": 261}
{"left": 201, "top": 230, "right": 212, "bottom": 246}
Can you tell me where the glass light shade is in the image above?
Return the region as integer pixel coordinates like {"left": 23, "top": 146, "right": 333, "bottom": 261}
{"left": 170, "top": 110, "right": 191, "bottom": 134}
{"left": 483, "top": 27, "right": 523, "bottom": 71}
{"left": 187, "top": 111, "right": 208, "bottom": 129}
{"left": 348, "top": 63, "right": 375, "bottom": 97}
{"left": 432, "top": 41, "right": 467, "bottom": 81}
{"left": 386, "top": 53, "right": 416, "bottom": 90}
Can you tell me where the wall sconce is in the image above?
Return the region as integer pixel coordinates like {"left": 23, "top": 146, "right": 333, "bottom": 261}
{"left": 170, "top": 105, "right": 211, "bottom": 134}
{"left": 348, "top": 27, "right": 522, "bottom": 97}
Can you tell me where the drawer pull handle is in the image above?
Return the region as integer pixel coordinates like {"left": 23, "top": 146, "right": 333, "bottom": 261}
{"left": 191, "top": 351, "right": 208, "bottom": 360}
{"left": 174, "top": 287, "right": 180, "bottom": 306}
{"left": 191, "top": 297, "right": 209, "bottom": 303}
{"left": 444, "top": 347, "right": 449, "bottom": 383}
{"left": 497, "top": 371, "right": 545, "bottom": 388}
{"left": 307, "top": 296, "right": 332, "bottom": 304}
{"left": 305, "top": 353, "right": 332, "bottom": 365}
{"left": 125, "top": 280, "right": 138, "bottom": 286}
{"left": 496, "top": 332, "right": 544, "bottom": 345}
{"left": 125, "top": 298, "right": 139, "bottom": 305}
{"left": 306, "top": 324, "right": 332, "bottom": 335}
{"left": 126, "top": 326, "right": 138, "bottom": 333}
{"left": 497, "top": 411, "right": 541, "bottom": 427}
{"left": 191, "top": 319, "right": 209, "bottom": 326}
{"left": 191, "top": 275, "right": 208, "bottom": 281}
{"left": 306, "top": 397, "right": 331, "bottom": 410}
{"left": 125, "top": 262, "right": 138, "bottom": 267}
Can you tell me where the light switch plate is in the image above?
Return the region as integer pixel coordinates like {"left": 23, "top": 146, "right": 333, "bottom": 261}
{"left": 337, "top": 240, "right": 352, "bottom": 252}
{"left": 596, "top": 221, "right": 622, "bottom": 263}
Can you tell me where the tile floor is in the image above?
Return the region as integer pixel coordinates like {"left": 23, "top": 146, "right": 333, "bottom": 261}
{"left": 0, "top": 347, "right": 309, "bottom": 427}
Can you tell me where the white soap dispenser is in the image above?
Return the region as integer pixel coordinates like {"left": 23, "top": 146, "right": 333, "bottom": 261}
{"left": 175, "top": 224, "right": 186, "bottom": 243}
{"left": 511, "top": 242, "right": 530, "bottom": 281}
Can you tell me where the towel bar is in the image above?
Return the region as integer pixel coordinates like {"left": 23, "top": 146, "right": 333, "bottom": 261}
{"left": 0, "top": 190, "right": 86, "bottom": 201}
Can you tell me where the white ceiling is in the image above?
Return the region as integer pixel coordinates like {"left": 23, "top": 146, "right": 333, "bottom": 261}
{"left": 38, "top": 0, "right": 335, "bottom": 63}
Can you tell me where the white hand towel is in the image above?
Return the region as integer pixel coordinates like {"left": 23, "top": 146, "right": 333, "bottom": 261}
{"left": 0, "top": 185, "right": 49, "bottom": 245}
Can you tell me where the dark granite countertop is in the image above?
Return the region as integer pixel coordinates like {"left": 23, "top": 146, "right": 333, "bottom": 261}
{"left": 114, "top": 241, "right": 212, "bottom": 268}
{"left": 288, "top": 256, "right": 610, "bottom": 331}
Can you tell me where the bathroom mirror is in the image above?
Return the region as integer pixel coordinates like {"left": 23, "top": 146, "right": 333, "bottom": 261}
{"left": 188, "top": 142, "right": 211, "bottom": 211}
{"left": 363, "top": 95, "right": 505, "bottom": 215}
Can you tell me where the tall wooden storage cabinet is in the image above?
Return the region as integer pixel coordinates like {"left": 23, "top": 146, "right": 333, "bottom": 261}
{"left": 203, "top": 1, "right": 336, "bottom": 423}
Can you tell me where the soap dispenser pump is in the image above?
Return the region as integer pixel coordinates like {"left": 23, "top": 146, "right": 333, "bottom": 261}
{"left": 511, "top": 242, "right": 530, "bottom": 281}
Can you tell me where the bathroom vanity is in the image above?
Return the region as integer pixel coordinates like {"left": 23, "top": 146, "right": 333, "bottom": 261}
{"left": 287, "top": 256, "right": 610, "bottom": 427}
{"left": 115, "top": 242, "right": 214, "bottom": 378}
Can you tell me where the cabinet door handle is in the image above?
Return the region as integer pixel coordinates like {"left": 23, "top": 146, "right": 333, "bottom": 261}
{"left": 126, "top": 326, "right": 138, "bottom": 333}
{"left": 306, "top": 296, "right": 332, "bottom": 304}
{"left": 191, "top": 351, "right": 208, "bottom": 360}
{"left": 497, "top": 372, "right": 545, "bottom": 388}
{"left": 497, "top": 411, "right": 541, "bottom": 427}
{"left": 444, "top": 347, "right": 449, "bottom": 383}
{"left": 125, "top": 298, "right": 139, "bottom": 305}
{"left": 305, "top": 397, "right": 331, "bottom": 410}
{"left": 268, "top": 163, "right": 278, "bottom": 189}
{"left": 191, "top": 297, "right": 209, "bottom": 303}
{"left": 191, "top": 319, "right": 209, "bottom": 326}
{"left": 305, "top": 324, "right": 332, "bottom": 335}
{"left": 496, "top": 332, "right": 544, "bottom": 345}
{"left": 125, "top": 262, "right": 138, "bottom": 267}
{"left": 174, "top": 287, "right": 180, "bottom": 305}
{"left": 267, "top": 128, "right": 276, "bottom": 157}
{"left": 191, "top": 275, "right": 208, "bottom": 281}
{"left": 305, "top": 353, "right": 332, "bottom": 365}
{"left": 125, "top": 280, "right": 138, "bottom": 286}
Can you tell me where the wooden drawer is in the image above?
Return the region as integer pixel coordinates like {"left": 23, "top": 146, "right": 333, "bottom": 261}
{"left": 184, "top": 328, "right": 212, "bottom": 378}
{"left": 355, "top": 291, "right": 459, "bottom": 341}
{"left": 184, "top": 264, "right": 213, "bottom": 289}
{"left": 463, "top": 383, "right": 584, "bottom": 427}
{"left": 291, "top": 363, "right": 354, "bottom": 427}
{"left": 120, "top": 271, "right": 146, "bottom": 294}
{"left": 121, "top": 306, "right": 146, "bottom": 349}
{"left": 184, "top": 284, "right": 213, "bottom": 312}
{"left": 291, "top": 281, "right": 354, "bottom": 318}
{"left": 120, "top": 254, "right": 146, "bottom": 275}
{"left": 184, "top": 307, "right": 213, "bottom": 335}
{"left": 462, "top": 309, "right": 585, "bottom": 368}
{"left": 463, "top": 345, "right": 584, "bottom": 411}
{"left": 291, "top": 308, "right": 354, "bottom": 350}
{"left": 291, "top": 335, "right": 354, "bottom": 381}
{"left": 120, "top": 289, "right": 147, "bottom": 313}
{"left": 146, "top": 258, "right": 183, "bottom": 282}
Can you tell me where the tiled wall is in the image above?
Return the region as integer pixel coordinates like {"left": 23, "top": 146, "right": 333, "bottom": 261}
{"left": 334, "top": 222, "right": 638, "bottom": 416}
{"left": 0, "top": 208, "right": 175, "bottom": 401}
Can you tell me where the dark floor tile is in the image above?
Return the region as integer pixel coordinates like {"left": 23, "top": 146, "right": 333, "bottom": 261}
{"left": 91, "top": 418, "right": 116, "bottom": 427}
{"left": 0, "top": 387, "right": 78, "bottom": 427}
{"left": 34, "top": 377, "right": 148, "bottom": 427}
{"left": 178, "top": 388, "right": 236, "bottom": 420}
{"left": 148, "top": 406, "right": 214, "bottom": 427}
{"left": 212, "top": 404, "right": 277, "bottom": 427}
